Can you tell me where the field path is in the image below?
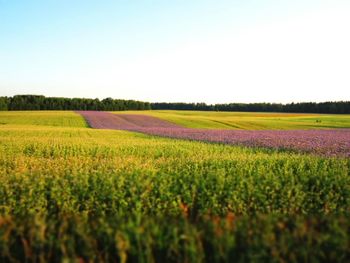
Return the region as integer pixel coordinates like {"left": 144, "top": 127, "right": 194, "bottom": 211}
{"left": 78, "top": 111, "right": 350, "bottom": 157}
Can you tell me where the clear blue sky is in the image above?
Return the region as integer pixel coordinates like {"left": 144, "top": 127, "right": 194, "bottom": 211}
{"left": 1, "top": 0, "right": 349, "bottom": 103}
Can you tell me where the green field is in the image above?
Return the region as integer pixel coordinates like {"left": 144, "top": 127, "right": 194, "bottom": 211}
{"left": 113, "top": 110, "right": 350, "bottom": 129}
{"left": 0, "top": 111, "right": 88, "bottom": 127}
{"left": 0, "top": 111, "right": 349, "bottom": 262}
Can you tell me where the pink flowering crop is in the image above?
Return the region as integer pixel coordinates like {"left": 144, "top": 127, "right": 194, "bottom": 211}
{"left": 78, "top": 111, "right": 350, "bottom": 157}
{"left": 78, "top": 111, "right": 179, "bottom": 130}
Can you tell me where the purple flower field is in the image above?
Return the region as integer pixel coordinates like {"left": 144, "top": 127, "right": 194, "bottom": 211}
{"left": 78, "top": 111, "right": 350, "bottom": 157}
{"left": 78, "top": 111, "right": 180, "bottom": 129}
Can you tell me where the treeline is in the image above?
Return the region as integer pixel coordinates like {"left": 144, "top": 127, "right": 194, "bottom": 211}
{"left": 0, "top": 95, "right": 151, "bottom": 111}
{"left": 0, "top": 95, "right": 349, "bottom": 113}
{"left": 151, "top": 101, "right": 350, "bottom": 114}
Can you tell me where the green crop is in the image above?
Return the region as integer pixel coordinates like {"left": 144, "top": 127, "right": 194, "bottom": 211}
{"left": 0, "top": 111, "right": 349, "bottom": 262}
{"left": 0, "top": 111, "right": 87, "bottom": 127}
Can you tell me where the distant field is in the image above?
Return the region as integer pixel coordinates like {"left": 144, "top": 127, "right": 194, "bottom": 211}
{"left": 112, "top": 110, "right": 350, "bottom": 129}
{"left": 82, "top": 111, "right": 350, "bottom": 157}
{"left": 0, "top": 111, "right": 87, "bottom": 127}
{"left": 0, "top": 111, "right": 349, "bottom": 262}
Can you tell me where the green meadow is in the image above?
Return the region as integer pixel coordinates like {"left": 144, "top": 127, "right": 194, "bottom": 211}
{"left": 113, "top": 110, "right": 350, "bottom": 130}
{"left": 0, "top": 111, "right": 349, "bottom": 262}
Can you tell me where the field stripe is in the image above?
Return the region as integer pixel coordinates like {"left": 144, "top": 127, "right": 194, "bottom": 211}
{"left": 78, "top": 111, "right": 350, "bottom": 157}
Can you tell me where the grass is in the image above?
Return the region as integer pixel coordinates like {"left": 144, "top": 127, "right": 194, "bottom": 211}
{"left": 0, "top": 111, "right": 349, "bottom": 262}
{"left": 112, "top": 110, "right": 350, "bottom": 129}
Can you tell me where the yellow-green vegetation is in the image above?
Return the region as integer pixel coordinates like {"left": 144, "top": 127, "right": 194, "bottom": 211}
{"left": 113, "top": 110, "right": 350, "bottom": 129}
{"left": 0, "top": 111, "right": 349, "bottom": 262}
{"left": 0, "top": 111, "right": 87, "bottom": 127}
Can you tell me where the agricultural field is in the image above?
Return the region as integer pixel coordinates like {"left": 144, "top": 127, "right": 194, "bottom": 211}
{"left": 113, "top": 110, "right": 350, "bottom": 130}
{"left": 0, "top": 111, "right": 87, "bottom": 128}
{"left": 82, "top": 111, "right": 350, "bottom": 157}
{"left": 0, "top": 111, "right": 350, "bottom": 262}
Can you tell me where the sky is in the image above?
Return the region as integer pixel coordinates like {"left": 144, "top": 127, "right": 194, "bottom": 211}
{"left": 0, "top": 0, "right": 349, "bottom": 104}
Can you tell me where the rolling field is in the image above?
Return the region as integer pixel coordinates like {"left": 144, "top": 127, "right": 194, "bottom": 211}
{"left": 82, "top": 111, "right": 350, "bottom": 157}
{"left": 112, "top": 110, "right": 350, "bottom": 130}
{"left": 1, "top": 111, "right": 350, "bottom": 262}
